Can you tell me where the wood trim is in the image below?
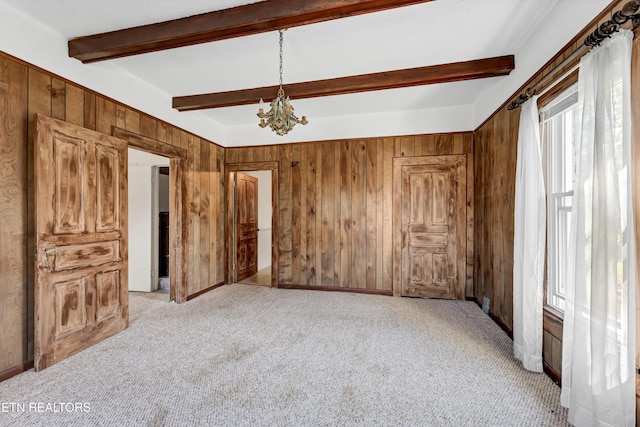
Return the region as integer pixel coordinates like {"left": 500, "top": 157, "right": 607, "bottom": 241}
{"left": 172, "top": 158, "right": 188, "bottom": 303}
{"left": 68, "top": 0, "right": 434, "bottom": 63}
{"left": 278, "top": 283, "right": 393, "bottom": 296}
{"left": 225, "top": 161, "right": 280, "bottom": 171}
{"left": 186, "top": 282, "right": 225, "bottom": 301}
{"left": 111, "top": 127, "right": 189, "bottom": 303}
{"left": 173, "top": 56, "right": 515, "bottom": 111}
{"left": 225, "top": 131, "right": 475, "bottom": 150}
{"left": 0, "top": 360, "right": 34, "bottom": 382}
{"left": 225, "top": 162, "right": 279, "bottom": 287}
{"left": 488, "top": 312, "right": 513, "bottom": 338}
{"left": 543, "top": 361, "right": 562, "bottom": 386}
{"left": 113, "top": 127, "right": 187, "bottom": 158}
{"left": 543, "top": 305, "right": 564, "bottom": 340}
{"left": 467, "top": 296, "right": 514, "bottom": 338}
{"left": 537, "top": 69, "right": 579, "bottom": 110}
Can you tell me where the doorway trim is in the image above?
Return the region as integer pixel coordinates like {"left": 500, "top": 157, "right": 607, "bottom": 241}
{"left": 225, "top": 162, "right": 279, "bottom": 287}
{"left": 112, "top": 127, "right": 188, "bottom": 303}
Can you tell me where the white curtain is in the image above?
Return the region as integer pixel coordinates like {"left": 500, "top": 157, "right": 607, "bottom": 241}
{"left": 513, "top": 95, "right": 546, "bottom": 372}
{"left": 561, "top": 30, "right": 636, "bottom": 426}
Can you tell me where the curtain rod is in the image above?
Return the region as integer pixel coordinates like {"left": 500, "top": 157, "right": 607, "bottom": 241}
{"left": 508, "top": 0, "right": 640, "bottom": 110}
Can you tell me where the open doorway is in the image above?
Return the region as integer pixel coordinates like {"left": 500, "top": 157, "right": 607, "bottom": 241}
{"left": 226, "top": 162, "right": 279, "bottom": 287}
{"left": 128, "top": 148, "right": 170, "bottom": 301}
{"left": 113, "top": 127, "right": 188, "bottom": 304}
{"left": 236, "top": 171, "right": 272, "bottom": 286}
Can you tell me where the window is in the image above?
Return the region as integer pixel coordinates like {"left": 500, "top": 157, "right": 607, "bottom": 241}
{"left": 540, "top": 84, "right": 578, "bottom": 312}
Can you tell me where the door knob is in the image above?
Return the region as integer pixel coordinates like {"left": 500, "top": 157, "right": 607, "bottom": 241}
{"left": 40, "top": 247, "right": 57, "bottom": 271}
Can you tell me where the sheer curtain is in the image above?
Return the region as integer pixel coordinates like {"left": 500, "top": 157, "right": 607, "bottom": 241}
{"left": 513, "top": 95, "right": 546, "bottom": 372}
{"left": 561, "top": 30, "right": 636, "bottom": 426}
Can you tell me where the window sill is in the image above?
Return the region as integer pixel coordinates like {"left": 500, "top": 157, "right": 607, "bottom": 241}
{"left": 543, "top": 305, "right": 564, "bottom": 322}
{"left": 543, "top": 305, "right": 564, "bottom": 340}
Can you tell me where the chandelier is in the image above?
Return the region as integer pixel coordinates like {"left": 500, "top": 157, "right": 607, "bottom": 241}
{"left": 257, "top": 30, "right": 308, "bottom": 136}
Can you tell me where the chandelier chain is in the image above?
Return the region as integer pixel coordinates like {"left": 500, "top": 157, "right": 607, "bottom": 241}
{"left": 279, "top": 30, "right": 284, "bottom": 88}
{"left": 256, "top": 28, "right": 307, "bottom": 135}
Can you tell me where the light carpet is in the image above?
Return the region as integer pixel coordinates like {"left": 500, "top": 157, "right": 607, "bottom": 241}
{"left": 0, "top": 284, "right": 568, "bottom": 426}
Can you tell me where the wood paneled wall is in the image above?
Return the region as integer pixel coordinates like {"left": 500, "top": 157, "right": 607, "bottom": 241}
{"left": 0, "top": 53, "right": 225, "bottom": 378}
{"left": 473, "top": 106, "right": 518, "bottom": 330}
{"left": 473, "top": 0, "right": 631, "bottom": 383}
{"left": 226, "top": 133, "right": 474, "bottom": 293}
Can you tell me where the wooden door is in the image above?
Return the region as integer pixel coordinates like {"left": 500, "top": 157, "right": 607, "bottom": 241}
{"left": 236, "top": 173, "right": 258, "bottom": 281}
{"left": 400, "top": 157, "right": 466, "bottom": 299}
{"left": 34, "top": 114, "right": 128, "bottom": 370}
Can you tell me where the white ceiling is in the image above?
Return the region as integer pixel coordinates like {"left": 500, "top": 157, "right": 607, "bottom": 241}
{"left": 0, "top": 0, "right": 611, "bottom": 147}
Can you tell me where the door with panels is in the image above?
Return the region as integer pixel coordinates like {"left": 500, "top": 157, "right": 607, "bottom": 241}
{"left": 398, "top": 156, "right": 466, "bottom": 299}
{"left": 235, "top": 172, "right": 258, "bottom": 281}
{"left": 34, "top": 114, "right": 128, "bottom": 370}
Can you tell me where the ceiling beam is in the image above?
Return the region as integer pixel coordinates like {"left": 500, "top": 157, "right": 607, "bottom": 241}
{"left": 68, "top": 0, "right": 435, "bottom": 63}
{"left": 172, "top": 55, "right": 515, "bottom": 111}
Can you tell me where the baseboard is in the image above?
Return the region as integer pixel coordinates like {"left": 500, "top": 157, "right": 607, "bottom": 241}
{"left": 0, "top": 360, "right": 34, "bottom": 382}
{"left": 466, "top": 297, "right": 563, "bottom": 387}
{"left": 466, "top": 296, "right": 513, "bottom": 339}
{"left": 543, "top": 361, "right": 562, "bottom": 386}
{"left": 278, "top": 284, "right": 393, "bottom": 296}
{"left": 488, "top": 312, "right": 513, "bottom": 339}
{"left": 186, "top": 282, "right": 225, "bottom": 301}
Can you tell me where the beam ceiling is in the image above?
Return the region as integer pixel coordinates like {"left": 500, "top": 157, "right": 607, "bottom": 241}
{"left": 172, "top": 55, "right": 515, "bottom": 111}
{"left": 68, "top": 0, "right": 435, "bottom": 63}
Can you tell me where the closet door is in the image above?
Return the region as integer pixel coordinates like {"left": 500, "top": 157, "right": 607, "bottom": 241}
{"left": 398, "top": 156, "right": 466, "bottom": 299}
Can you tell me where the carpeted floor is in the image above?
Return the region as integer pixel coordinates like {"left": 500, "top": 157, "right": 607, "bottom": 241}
{"left": 0, "top": 284, "right": 568, "bottom": 426}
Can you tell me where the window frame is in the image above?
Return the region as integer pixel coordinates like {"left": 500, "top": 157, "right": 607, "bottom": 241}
{"left": 539, "top": 80, "right": 579, "bottom": 314}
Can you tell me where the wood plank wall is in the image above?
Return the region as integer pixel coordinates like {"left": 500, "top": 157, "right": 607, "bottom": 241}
{"left": 226, "top": 133, "right": 474, "bottom": 293}
{"left": 473, "top": 0, "right": 629, "bottom": 383}
{"left": 0, "top": 52, "right": 225, "bottom": 378}
{"left": 473, "top": 106, "right": 518, "bottom": 331}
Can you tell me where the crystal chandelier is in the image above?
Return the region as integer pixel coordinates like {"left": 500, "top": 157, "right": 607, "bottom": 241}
{"left": 257, "top": 30, "right": 308, "bottom": 136}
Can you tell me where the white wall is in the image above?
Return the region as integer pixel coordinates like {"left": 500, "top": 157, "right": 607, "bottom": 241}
{"left": 0, "top": 1, "right": 226, "bottom": 146}
{"left": 128, "top": 148, "right": 169, "bottom": 292}
{"left": 472, "top": 0, "right": 611, "bottom": 128}
{"left": 244, "top": 170, "right": 272, "bottom": 271}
